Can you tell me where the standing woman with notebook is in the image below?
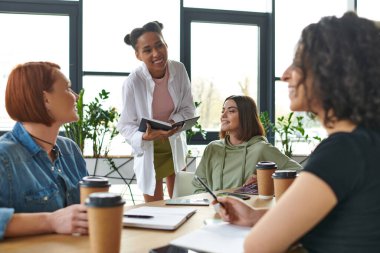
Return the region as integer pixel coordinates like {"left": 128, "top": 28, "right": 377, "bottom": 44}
{"left": 117, "top": 21, "right": 195, "bottom": 202}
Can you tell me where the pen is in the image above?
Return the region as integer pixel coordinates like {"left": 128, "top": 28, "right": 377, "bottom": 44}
{"left": 195, "top": 175, "right": 225, "bottom": 208}
{"left": 124, "top": 214, "right": 153, "bottom": 219}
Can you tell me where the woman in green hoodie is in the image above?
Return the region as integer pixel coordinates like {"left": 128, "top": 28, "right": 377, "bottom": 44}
{"left": 192, "top": 95, "right": 301, "bottom": 193}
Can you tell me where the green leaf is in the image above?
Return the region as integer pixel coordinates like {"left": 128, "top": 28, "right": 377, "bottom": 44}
{"left": 259, "top": 111, "right": 322, "bottom": 157}
{"left": 63, "top": 88, "right": 119, "bottom": 157}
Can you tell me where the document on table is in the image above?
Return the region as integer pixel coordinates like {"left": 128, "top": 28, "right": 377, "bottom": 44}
{"left": 170, "top": 222, "right": 251, "bottom": 253}
{"left": 123, "top": 206, "right": 197, "bottom": 231}
{"left": 165, "top": 198, "right": 210, "bottom": 206}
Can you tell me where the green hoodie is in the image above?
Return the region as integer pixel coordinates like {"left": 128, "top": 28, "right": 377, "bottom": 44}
{"left": 192, "top": 135, "right": 302, "bottom": 193}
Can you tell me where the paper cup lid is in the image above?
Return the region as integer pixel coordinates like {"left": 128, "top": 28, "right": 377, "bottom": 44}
{"left": 85, "top": 192, "right": 125, "bottom": 207}
{"left": 272, "top": 170, "right": 298, "bottom": 179}
{"left": 256, "top": 161, "right": 277, "bottom": 169}
{"left": 79, "top": 176, "right": 110, "bottom": 188}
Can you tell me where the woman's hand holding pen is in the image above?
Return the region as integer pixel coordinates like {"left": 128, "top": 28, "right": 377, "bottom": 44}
{"left": 212, "top": 197, "right": 266, "bottom": 227}
{"left": 142, "top": 123, "right": 179, "bottom": 141}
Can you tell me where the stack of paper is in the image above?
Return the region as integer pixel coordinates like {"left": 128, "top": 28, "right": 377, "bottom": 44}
{"left": 170, "top": 222, "right": 251, "bottom": 253}
{"left": 123, "top": 206, "right": 197, "bottom": 231}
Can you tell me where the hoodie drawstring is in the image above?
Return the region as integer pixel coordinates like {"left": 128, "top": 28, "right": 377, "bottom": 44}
{"left": 220, "top": 145, "right": 226, "bottom": 189}
{"left": 241, "top": 144, "right": 248, "bottom": 186}
{"left": 220, "top": 137, "right": 248, "bottom": 189}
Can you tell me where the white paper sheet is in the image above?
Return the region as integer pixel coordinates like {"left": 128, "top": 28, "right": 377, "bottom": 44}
{"left": 170, "top": 222, "right": 251, "bottom": 253}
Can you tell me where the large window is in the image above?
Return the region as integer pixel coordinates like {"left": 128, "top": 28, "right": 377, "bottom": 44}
{"left": 83, "top": 0, "right": 180, "bottom": 73}
{"left": 83, "top": 1, "right": 272, "bottom": 154}
{"left": 183, "top": 0, "right": 270, "bottom": 12}
{"left": 190, "top": 23, "right": 259, "bottom": 130}
{"left": 357, "top": 0, "right": 380, "bottom": 20}
{"left": 274, "top": 0, "right": 349, "bottom": 155}
{"left": 2, "top": 0, "right": 379, "bottom": 157}
{"left": 181, "top": 7, "right": 272, "bottom": 144}
{"left": 0, "top": 0, "right": 80, "bottom": 131}
{"left": 82, "top": 0, "right": 181, "bottom": 156}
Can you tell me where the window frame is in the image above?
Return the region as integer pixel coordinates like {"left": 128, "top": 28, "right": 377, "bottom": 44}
{"left": 0, "top": 0, "right": 82, "bottom": 135}
{"left": 0, "top": 0, "right": 82, "bottom": 92}
{"left": 180, "top": 5, "right": 274, "bottom": 145}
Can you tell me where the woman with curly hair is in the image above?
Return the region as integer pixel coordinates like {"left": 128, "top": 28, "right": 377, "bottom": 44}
{"left": 117, "top": 21, "right": 195, "bottom": 202}
{"left": 216, "top": 12, "right": 380, "bottom": 252}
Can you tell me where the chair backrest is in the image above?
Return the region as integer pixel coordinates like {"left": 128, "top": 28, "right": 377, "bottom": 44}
{"left": 173, "top": 171, "right": 196, "bottom": 198}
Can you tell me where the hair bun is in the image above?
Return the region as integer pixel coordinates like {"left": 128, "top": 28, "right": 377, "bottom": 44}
{"left": 124, "top": 34, "right": 132, "bottom": 45}
{"left": 143, "top": 21, "right": 164, "bottom": 32}
{"left": 153, "top": 21, "right": 163, "bottom": 30}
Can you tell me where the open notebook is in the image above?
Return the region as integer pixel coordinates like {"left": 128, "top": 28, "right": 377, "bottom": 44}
{"left": 138, "top": 116, "right": 200, "bottom": 132}
{"left": 123, "top": 206, "right": 197, "bottom": 230}
{"left": 170, "top": 222, "right": 251, "bottom": 253}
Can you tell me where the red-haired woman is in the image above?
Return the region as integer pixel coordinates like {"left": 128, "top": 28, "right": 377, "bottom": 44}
{"left": 0, "top": 62, "right": 88, "bottom": 239}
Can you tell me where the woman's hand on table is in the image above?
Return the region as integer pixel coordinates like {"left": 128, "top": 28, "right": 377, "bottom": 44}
{"left": 243, "top": 174, "right": 257, "bottom": 186}
{"left": 48, "top": 204, "right": 88, "bottom": 235}
{"left": 213, "top": 197, "right": 266, "bottom": 227}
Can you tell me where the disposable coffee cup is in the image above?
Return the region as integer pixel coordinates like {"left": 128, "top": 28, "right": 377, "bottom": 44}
{"left": 272, "top": 170, "right": 297, "bottom": 201}
{"left": 256, "top": 161, "right": 277, "bottom": 199}
{"left": 79, "top": 176, "right": 110, "bottom": 204}
{"left": 86, "top": 192, "right": 125, "bottom": 253}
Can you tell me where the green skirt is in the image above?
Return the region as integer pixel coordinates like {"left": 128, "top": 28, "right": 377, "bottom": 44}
{"left": 154, "top": 138, "right": 175, "bottom": 180}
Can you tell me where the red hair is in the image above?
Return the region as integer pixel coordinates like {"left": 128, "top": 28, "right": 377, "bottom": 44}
{"left": 5, "top": 62, "right": 61, "bottom": 126}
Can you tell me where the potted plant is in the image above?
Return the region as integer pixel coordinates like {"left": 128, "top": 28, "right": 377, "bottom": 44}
{"left": 186, "top": 101, "right": 207, "bottom": 143}
{"left": 183, "top": 101, "right": 207, "bottom": 171}
{"left": 64, "top": 89, "right": 119, "bottom": 157}
{"left": 260, "top": 111, "right": 321, "bottom": 159}
{"left": 64, "top": 89, "right": 136, "bottom": 203}
{"left": 64, "top": 89, "right": 86, "bottom": 152}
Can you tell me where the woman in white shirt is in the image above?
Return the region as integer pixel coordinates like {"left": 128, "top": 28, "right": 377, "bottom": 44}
{"left": 117, "top": 21, "right": 195, "bottom": 202}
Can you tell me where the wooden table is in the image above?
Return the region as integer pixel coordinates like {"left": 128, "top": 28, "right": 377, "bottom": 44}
{"left": 0, "top": 193, "right": 274, "bottom": 253}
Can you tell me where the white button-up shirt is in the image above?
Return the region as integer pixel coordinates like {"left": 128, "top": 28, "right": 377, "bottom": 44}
{"left": 117, "top": 60, "right": 195, "bottom": 195}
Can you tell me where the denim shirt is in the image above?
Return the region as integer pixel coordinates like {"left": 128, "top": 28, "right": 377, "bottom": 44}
{"left": 0, "top": 208, "right": 14, "bottom": 240}
{"left": 0, "top": 122, "right": 88, "bottom": 215}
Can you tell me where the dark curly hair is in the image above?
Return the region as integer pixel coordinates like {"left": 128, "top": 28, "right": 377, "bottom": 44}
{"left": 220, "top": 95, "right": 265, "bottom": 141}
{"left": 295, "top": 11, "right": 380, "bottom": 129}
{"left": 124, "top": 21, "right": 164, "bottom": 50}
